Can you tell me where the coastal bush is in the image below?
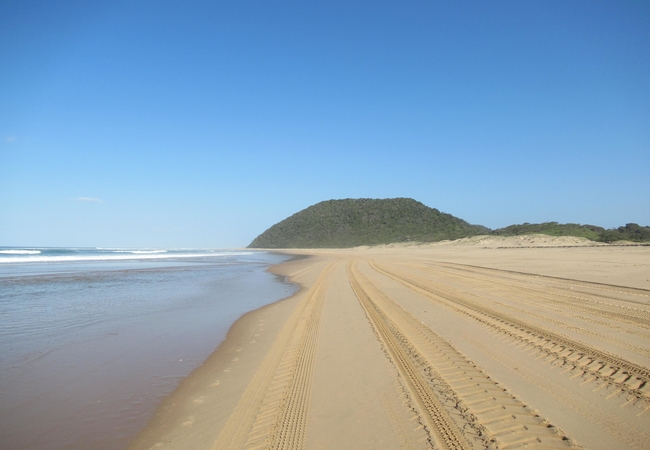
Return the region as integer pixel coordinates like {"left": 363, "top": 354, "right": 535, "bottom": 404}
{"left": 597, "top": 223, "right": 650, "bottom": 243}
{"left": 491, "top": 222, "right": 604, "bottom": 241}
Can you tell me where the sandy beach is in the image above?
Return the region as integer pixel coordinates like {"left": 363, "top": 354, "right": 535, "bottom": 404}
{"left": 128, "top": 237, "right": 650, "bottom": 450}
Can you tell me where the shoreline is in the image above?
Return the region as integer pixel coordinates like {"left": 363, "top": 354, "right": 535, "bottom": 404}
{"left": 0, "top": 251, "right": 298, "bottom": 450}
{"left": 127, "top": 252, "right": 314, "bottom": 449}
{"left": 127, "top": 244, "right": 650, "bottom": 449}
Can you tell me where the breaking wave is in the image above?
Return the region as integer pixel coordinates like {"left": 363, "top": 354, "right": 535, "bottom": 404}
{"left": 0, "top": 250, "right": 41, "bottom": 255}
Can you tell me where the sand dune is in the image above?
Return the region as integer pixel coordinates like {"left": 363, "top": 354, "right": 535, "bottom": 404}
{"left": 129, "top": 243, "right": 650, "bottom": 449}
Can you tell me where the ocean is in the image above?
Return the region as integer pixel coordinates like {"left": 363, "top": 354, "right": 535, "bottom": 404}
{"left": 0, "top": 247, "right": 297, "bottom": 449}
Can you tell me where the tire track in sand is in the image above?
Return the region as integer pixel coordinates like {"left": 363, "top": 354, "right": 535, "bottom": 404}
{"left": 400, "top": 263, "right": 650, "bottom": 358}
{"left": 466, "top": 334, "right": 650, "bottom": 450}
{"left": 371, "top": 262, "right": 650, "bottom": 404}
{"left": 434, "top": 262, "right": 650, "bottom": 301}
{"left": 347, "top": 261, "right": 471, "bottom": 450}
{"left": 413, "top": 262, "right": 650, "bottom": 331}
{"left": 212, "top": 261, "right": 335, "bottom": 450}
{"left": 349, "top": 261, "right": 579, "bottom": 450}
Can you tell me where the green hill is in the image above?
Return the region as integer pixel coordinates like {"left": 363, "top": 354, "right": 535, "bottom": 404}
{"left": 248, "top": 198, "right": 486, "bottom": 248}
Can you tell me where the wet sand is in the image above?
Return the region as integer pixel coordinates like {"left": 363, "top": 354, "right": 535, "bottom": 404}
{"left": 129, "top": 238, "right": 650, "bottom": 449}
{"left": 0, "top": 254, "right": 295, "bottom": 450}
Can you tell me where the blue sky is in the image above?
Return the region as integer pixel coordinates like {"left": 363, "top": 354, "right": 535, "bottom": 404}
{"left": 1, "top": 1, "right": 649, "bottom": 247}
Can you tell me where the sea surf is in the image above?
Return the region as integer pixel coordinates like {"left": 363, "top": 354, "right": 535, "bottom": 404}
{"left": 0, "top": 247, "right": 297, "bottom": 449}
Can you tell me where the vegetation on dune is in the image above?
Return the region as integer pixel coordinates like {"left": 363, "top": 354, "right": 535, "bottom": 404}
{"left": 248, "top": 198, "right": 650, "bottom": 248}
{"left": 492, "top": 222, "right": 605, "bottom": 241}
{"left": 597, "top": 223, "right": 650, "bottom": 243}
{"left": 492, "top": 222, "right": 650, "bottom": 243}
{"left": 248, "top": 198, "right": 485, "bottom": 248}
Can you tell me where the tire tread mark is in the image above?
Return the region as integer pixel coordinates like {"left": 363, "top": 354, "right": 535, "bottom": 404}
{"left": 212, "top": 262, "right": 334, "bottom": 450}
{"left": 354, "top": 262, "right": 579, "bottom": 449}
{"left": 348, "top": 261, "right": 472, "bottom": 450}
{"left": 467, "top": 334, "right": 650, "bottom": 450}
{"left": 434, "top": 262, "right": 650, "bottom": 300}
{"left": 402, "top": 263, "right": 650, "bottom": 357}
{"left": 413, "top": 262, "right": 650, "bottom": 330}
{"left": 371, "top": 262, "right": 650, "bottom": 403}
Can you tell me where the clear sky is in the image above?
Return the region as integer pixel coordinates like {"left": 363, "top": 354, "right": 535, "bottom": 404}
{"left": 1, "top": 1, "right": 649, "bottom": 248}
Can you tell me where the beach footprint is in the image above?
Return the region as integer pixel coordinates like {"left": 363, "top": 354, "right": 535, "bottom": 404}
{"left": 181, "top": 416, "right": 194, "bottom": 427}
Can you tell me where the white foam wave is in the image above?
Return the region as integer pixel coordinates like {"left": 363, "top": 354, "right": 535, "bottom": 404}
{"left": 0, "top": 251, "right": 253, "bottom": 264}
{"left": 112, "top": 250, "right": 168, "bottom": 254}
{"left": 0, "top": 250, "right": 42, "bottom": 255}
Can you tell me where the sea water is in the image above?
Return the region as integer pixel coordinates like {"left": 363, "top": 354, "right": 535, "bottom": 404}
{"left": 0, "top": 247, "right": 297, "bottom": 449}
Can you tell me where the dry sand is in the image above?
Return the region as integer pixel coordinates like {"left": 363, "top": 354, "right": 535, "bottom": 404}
{"left": 128, "top": 236, "right": 650, "bottom": 449}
